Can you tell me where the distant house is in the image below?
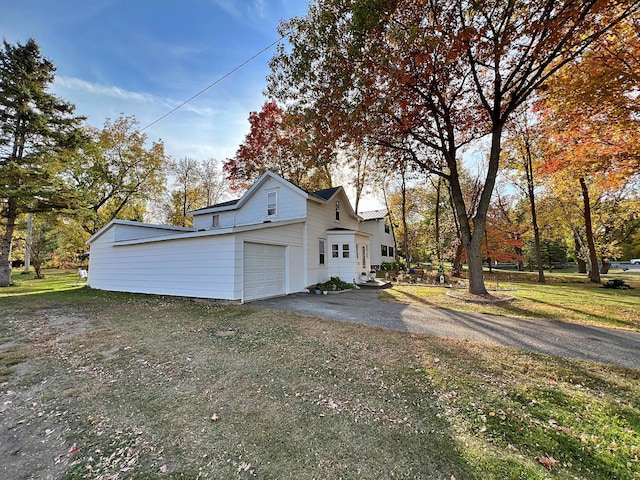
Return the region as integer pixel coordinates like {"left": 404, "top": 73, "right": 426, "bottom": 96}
{"left": 87, "top": 171, "right": 382, "bottom": 302}
{"left": 358, "top": 209, "right": 396, "bottom": 269}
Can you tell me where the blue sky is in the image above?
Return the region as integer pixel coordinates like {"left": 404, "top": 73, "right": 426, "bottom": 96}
{"left": 1, "top": 0, "right": 310, "bottom": 161}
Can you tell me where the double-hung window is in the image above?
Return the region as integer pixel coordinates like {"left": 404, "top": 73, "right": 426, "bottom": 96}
{"left": 319, "top": 240, "right": 326, "bottom": 265}
{"left": 267, "top": 191, "right": 277, "bottom": 217}
{"left": 342, "top": 244, "right": 349, "bottom": 258}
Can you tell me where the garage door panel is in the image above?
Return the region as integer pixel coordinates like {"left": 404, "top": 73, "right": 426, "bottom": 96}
{"left": 243, "top": 242, "right": 286, "bottom": 302}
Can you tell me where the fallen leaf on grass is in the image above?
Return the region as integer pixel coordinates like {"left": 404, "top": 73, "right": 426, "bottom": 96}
{"left": 238, "top": 462, "right": 251, "bottom": 472}
{"left": 210, "top": 413, "right": 220, "bottom": 422}
{"left": 159, "top": 464, "right": 168, "bottom": 473}
{"left": 536, "top": 455, "right": 558, "bottom": 470}
{"left": 68, "top": 443, "right": 79, "bottom": 457}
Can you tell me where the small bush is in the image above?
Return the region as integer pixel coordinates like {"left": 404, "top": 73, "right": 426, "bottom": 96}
{"left": 602, "top": 279, "right": 633, "bottom": 290}
{"left": 317, "top": 277, "right": 355, "bottom": 291}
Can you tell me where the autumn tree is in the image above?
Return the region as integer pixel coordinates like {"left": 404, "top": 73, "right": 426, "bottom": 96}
{"left": 0, "top": 39, "right": 85, "bottom": 286}
{"left": 537, "top": 12, "right": 640, "bottom": 281}
{"left": 483, "top": 193, "right": 526, "bottom": 270}
{"left": 68, "top": 115, "right": 167, "bottom": 236}
{"left": 503, "top": 107, "right": 548, "bottom": 282}
{"left": 160, "top": 157, "right": 229, "bottom": 227}
{"left": 26, "top": 213, "right": 58, "bottom": 279}
{"left": 198, "top": 157, "right": 229, "bottom": 207}
{"left": 268, "top": 0, "right": 635, "bottom": 295}
{"left": 224, "top": 100, "right": 333, "bottom": 191}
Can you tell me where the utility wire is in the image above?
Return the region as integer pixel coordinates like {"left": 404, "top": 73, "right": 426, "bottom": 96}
{"left": 139, "top": 36, "right": 285, "bottom": 132}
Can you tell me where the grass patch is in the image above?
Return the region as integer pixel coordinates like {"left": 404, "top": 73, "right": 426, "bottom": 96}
{"left": 381, "top": 280, "right": 640, "bottom": 330}
{"left": 1, "top": 271, "right": 639, "bottom": 479}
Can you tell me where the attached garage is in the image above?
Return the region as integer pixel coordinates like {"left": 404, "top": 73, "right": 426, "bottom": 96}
{"left": 243, "top": 242, "right": 286, "bottom": 302}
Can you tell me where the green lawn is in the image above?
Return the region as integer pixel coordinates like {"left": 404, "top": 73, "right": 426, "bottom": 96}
{"left": 382, "top": 273, "right": 640, "bottom": 330}
{"left": 1, "top": 270, "right": 638, "bottom": 479}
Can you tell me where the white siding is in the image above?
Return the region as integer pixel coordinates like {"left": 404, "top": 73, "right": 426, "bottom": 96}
{"left": 88, "top": 221, "right": 306, "bottom": 302}
{"left": 88, "top": 227, "right": 240, "bottom": 300}
{"left": 326, "top": 231, "right": 370, "bottom": 283}
{"left": 234, "top": 177, "right": 306, "bottom": 226}
{"left": 360, "top": 218, "right": 395, "bottom": 267}
{"left": 305, "top": 190, "right": 363, "bottom": 286}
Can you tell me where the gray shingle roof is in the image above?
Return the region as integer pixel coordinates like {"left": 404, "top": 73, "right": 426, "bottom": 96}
{"left": 358, "top": 209, "right": 388, "bottom": 221}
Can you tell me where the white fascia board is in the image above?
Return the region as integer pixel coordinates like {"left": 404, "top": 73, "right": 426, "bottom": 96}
{"left": 187, "top": 203, "right": 239, "bottom": 216}
{"left": 86, "top": 219, "right": 193, "bottom": 245}
{"left": 235, "top": 171, "right": 309, "bottom": 209}
{"left": 113, "top": 218, "right": 306, "bottom": 246}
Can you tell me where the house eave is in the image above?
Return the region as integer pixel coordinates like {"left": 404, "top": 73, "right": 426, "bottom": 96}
{"left": 87, "top": 219, "right": 194, "bottom": 245}
{"left": 112, "top": 218, "right": 306, "bottom": 246}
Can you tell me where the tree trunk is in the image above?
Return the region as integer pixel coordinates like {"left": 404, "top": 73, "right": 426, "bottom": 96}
{"left": 400, "top": 166, "right": 409, "bottom": 265}
{"left": 451, "top": 243, "right": 464, "bottom": 277}
{"left": 600, "top": 261, "right": 611, "bottom": 274}
{"left": 434, "top": 177, "right": 442, "bottom": 267}
{"left": 573, "top": 232, "right": 587, "bottom": 273}
{"left": 0, "top": 198, "right": 18, "bottom": 287}
{"left": 579, "top": 177, "right": 600, "bottom": 283}
{"left": 524, "top": 144, "right": 545, "bottom": 283}
{"left": 457, "top": 127, "right": 503, "bottom": 295}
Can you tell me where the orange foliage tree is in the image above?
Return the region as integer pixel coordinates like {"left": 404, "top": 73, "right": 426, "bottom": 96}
{"left": 269, "top": 0, "right": 639, "bottom": 295}
{"left": 537, "top": 13, "right": 640, "bottom": 281}
{"left": 223, "top": 100, "right": 333, "bottom": 191}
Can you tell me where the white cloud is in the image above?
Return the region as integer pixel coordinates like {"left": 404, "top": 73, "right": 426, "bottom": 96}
{"left": 55, "top": 76, "right": 158, "bottom": 104}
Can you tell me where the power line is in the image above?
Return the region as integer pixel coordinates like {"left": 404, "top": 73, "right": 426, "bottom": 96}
{"left": 139, "top": 36, "right": 285, "bottom": 132}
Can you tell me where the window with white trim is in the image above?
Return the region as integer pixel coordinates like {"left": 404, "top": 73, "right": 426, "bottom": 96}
{"left": 381, "top": 245, "right": 388, "bottom": 256}
{"left": 319, "top": 240, "right": 325, "bottom": 265}
{"left": 332, "top": 244, "right": 339, "bottom": 258}
{"left": 267, "top": 191, "right": 277, "bottom": 217}
{"left": 335, "top": 200, "right": 340, "bottom": 221}
{"left": 342, "top": 244, "right": 349, "bottom": 258}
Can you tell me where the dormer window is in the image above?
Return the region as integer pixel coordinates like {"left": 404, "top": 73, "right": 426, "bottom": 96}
{"left": 212, "top": 215, "right": 220, "bottom": 229}
{"left": 384, "top": 221, "right": 390, "bottom": 233}
{"left": 335, "top": 200, "right": 340, "bottom": 221}
{"left": 267, "top": 190, "right": 277, "bottom": 217}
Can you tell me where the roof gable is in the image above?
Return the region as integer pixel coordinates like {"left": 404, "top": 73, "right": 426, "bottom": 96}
{"left": 188, "top": 171, "right": 308, "bottom": 216}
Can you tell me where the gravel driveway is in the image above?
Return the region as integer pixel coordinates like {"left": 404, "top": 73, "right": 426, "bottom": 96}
{"left": 253, "top": 289, "right": 640, "bottom": 370}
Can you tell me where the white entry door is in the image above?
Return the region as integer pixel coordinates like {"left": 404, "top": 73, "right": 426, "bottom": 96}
{"left": 243, "top": 242, "right": 286, "bottom": 301}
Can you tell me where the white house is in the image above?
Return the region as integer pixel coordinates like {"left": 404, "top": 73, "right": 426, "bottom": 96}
{"left": 359, "top": 209, "right": 396, "bottom": 269}
{"left": 86, "top": 171, "right": 376, "bottom": 302}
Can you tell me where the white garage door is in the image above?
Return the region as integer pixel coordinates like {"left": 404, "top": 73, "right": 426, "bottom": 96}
{"left": 243, "top": 242, "right": 286, "bottom": 301}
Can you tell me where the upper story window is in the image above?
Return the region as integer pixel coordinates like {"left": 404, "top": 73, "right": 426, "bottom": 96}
{"left": 335, "top": 200, "right": 340, "bottom": 221}
{"left": 267, "top": 190, "right": 277, "bottom": 217}
{"left": 319, "top": 240, "right": 325, "bottom": 265}
{"left": 384, "top": 222, "right": 390, "bottom": 234}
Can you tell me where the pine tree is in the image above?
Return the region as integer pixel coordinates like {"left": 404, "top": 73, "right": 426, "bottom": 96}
{"left": 0, "top": 38, "right": 84, "bottom": 286}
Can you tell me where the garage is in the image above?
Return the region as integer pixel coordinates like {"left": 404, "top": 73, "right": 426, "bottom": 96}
{"left": 243, "top": 242, "right": 286, "bottom": 302}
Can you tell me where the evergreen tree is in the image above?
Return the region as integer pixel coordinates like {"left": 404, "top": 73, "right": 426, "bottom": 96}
{"left": 0, "top": 38, "right": 84, "bottom": 286}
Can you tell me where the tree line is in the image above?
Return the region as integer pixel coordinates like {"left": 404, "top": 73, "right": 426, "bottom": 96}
{"left": 0, "top": 39, "right": 229, "bottom": 285}
{"left": 3, "top": 0, "right": 640, "bottom": 292}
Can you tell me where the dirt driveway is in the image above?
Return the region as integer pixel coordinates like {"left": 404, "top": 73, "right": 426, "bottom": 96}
{"left": 253, "top": 289, "right": 640, "bottom": 370}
